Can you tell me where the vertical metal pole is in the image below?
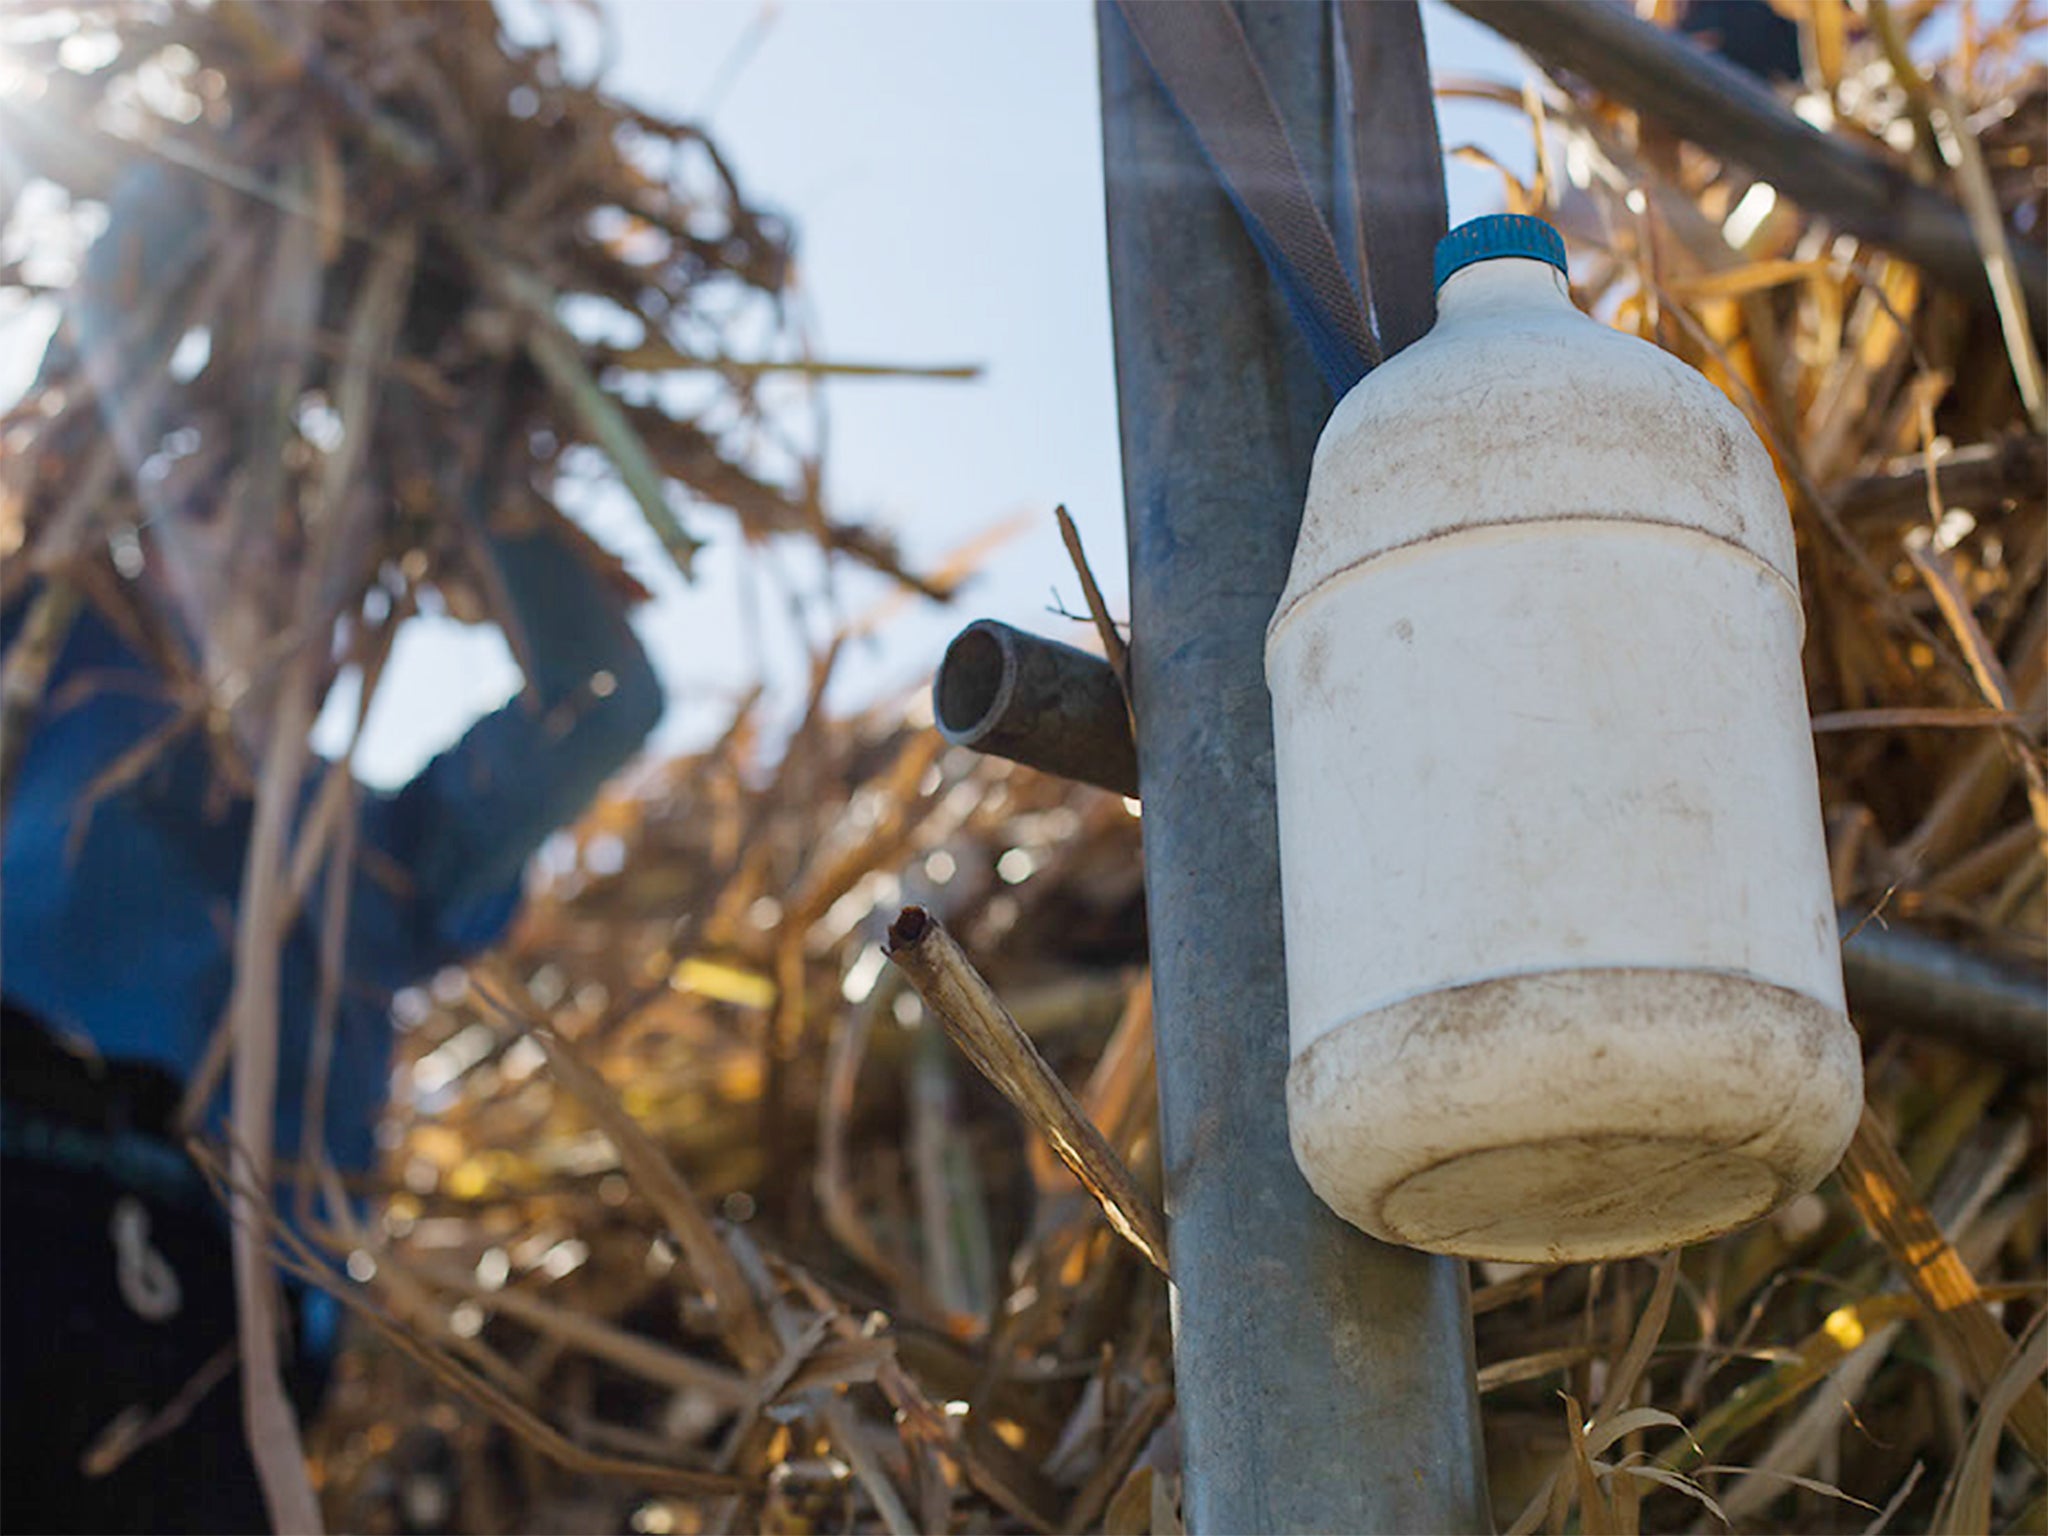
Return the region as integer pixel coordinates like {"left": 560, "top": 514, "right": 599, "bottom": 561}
{"left": 1096, "top": 5, "right": 1492, "bottom": 1532}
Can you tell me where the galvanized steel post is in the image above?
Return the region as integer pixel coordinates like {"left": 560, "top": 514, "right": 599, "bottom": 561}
{"left": 1095, "top": 5, "right": 1491, "bottom": 1531}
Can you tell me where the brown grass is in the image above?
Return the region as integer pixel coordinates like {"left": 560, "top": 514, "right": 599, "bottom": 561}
{"left": 2, "top": 0, "right": 2043, "bottom": 1532}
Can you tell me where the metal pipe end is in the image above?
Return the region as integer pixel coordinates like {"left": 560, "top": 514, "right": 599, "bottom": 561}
{"left": 930, "top": 617, "right": 1139, "bottom": 797}
{"left": 934, "top": 620, "right": 1017, "bottom": 749}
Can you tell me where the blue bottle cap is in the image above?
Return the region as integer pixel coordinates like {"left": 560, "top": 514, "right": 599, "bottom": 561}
{"left": 1432, "top": 214, "right": 1568, "bottom": 289}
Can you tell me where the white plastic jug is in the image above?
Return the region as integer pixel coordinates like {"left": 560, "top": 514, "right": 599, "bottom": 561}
{"left": 1266, "top": 215, "right": 1862, "bottom": 1263}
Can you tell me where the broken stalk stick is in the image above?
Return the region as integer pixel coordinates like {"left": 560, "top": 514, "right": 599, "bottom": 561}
{"left": 884, "top": 905, "right": 1170, "bottom": 1276}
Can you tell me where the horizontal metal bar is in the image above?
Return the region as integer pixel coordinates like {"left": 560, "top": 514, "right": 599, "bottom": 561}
{"left": 937, "top": 627, "right": 2047, "bottom": 1065}
{"left": 1837, "top": 435, "right": 2047, "bottom": 525}
{"left": 932, "top": 620, "right": 1139, "bottom": 799}
{"left": 1447, "top": 0, "right": 2047, "bottom": 332}
{"left": 1840, "top": 916, "right": 2047, "bottom": 1070}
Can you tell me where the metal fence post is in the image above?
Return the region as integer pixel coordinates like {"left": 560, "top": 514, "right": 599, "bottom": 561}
{"left": 1095, "top": 4, "right": 1492, "bottom": 1531}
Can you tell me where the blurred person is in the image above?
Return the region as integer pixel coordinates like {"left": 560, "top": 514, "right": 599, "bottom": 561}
{"left": 1679, "top": 0, "right": 1805, "bottom": 83}
{"left": 1, "top": 166, "right": 663, "bottom": 1533}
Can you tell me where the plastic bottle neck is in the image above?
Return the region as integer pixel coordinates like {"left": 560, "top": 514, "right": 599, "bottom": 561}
{"left": 1434, "top": 257, "right": 1575, "bottom": 323}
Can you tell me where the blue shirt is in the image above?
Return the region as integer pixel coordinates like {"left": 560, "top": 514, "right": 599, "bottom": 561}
{"left": 5, "top": 159, "right": 664, "bottom": 1176}
{"left": 2, "top": 536, "right": 661, "bottom": 1176}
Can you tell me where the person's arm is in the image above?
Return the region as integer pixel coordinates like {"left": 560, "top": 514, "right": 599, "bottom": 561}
{"left": 391, "top": 528, "right": 662, "bottom": 951}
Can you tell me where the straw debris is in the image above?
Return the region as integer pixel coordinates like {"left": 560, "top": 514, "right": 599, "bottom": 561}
{"left": 2, "top": 1, "right": 2043, "bottom": 1532}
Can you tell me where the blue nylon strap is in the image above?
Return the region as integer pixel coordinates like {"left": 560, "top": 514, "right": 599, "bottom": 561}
{"left": 1335, "top": 0, "right": 1450, "bottom": 356}
{"left": 1114, "top": 0, "right": 1449, "bottom": 396}
{"left": 1114, "top": 0, "right": 1380, "bottom": 394}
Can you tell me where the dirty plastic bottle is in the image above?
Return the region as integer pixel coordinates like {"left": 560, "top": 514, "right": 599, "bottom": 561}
{"left": 1266, "top": 214, "right": 1862, "bottom": 1263}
